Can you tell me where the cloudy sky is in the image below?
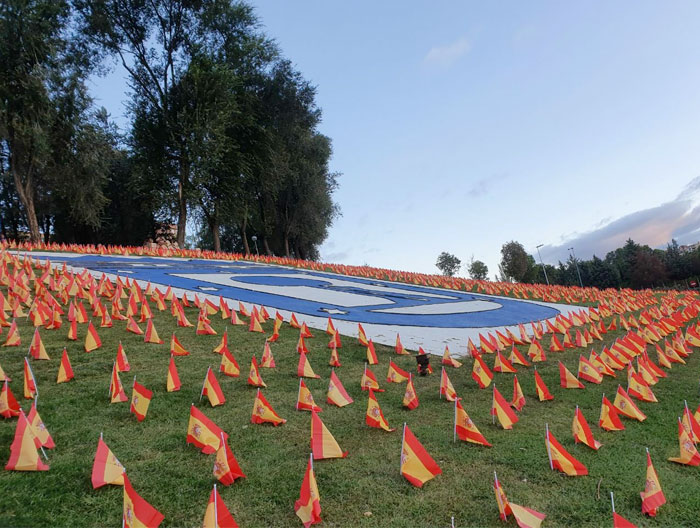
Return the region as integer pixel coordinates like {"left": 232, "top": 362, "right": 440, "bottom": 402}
{"left": 91, "top": 1, "right": 700, "bottom": 278}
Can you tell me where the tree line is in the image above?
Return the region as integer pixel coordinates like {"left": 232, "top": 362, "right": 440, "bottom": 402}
{"left": 0, "top": 0, "right": 338, "bottom": 259}
{"left": 437, "top": 238, "right": 700, "bottom": 290}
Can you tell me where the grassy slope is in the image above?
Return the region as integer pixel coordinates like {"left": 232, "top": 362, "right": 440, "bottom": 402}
{"left": 0, "top": 292, "right": 699, "bottom": 527}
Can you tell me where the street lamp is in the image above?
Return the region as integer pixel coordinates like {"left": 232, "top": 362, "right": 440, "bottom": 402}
{"left": 568, "top": 247, "right": 583, "bottom": 288}
{"left": 535, "top": 244, "right": 549, "bottom": 286}
{"left": 251, "top": 235, "right": 259, "bottom": 256}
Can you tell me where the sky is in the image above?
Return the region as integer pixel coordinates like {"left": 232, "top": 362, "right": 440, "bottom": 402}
{"left": 89, "top": 1, "right": 700, "bottom": 279}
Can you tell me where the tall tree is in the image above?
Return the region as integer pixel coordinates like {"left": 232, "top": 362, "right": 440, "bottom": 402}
{"left": 436, "top": 252, "right": 461, "bottom": 277}
{"left": 499, "top": 241, "right": 529, "bottom": 282}
{"left": 467, "top": 257, "right": 488, "bottom": 280}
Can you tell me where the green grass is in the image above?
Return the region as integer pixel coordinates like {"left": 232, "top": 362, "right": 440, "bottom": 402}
{"left": 1, "top": 287, "right": 700, "bottom": 527}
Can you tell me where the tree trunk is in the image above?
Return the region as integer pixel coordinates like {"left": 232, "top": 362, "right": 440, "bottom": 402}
{"left": 263, "top": 237, "right": 272, "bottom": 256}
{"left": 211, "top": 218, "right": 221, "bottom": 253}
{"left": 176, "top": 162, "right": 188, "bottom": 248}
{"left": 12, "top": 172, "right": 41, "bottom": 243}
{"left": 241, "top": 217, "right": 250, "bottom": 255}
{"left": 284, "top": 235, "right": 290, "bottom": 258}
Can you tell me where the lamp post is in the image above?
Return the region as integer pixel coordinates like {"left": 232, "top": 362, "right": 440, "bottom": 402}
{"left": 536, "top": 244, "right": 549, "bottom": 285}
{"left": 251, "top": 235, "right": 259, "bottom": 256}
{"left": 568, "top": 247, "right": 583, "bottom": 288}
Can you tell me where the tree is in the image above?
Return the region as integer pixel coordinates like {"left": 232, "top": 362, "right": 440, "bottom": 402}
{"left": 467, "top": 258, "right": 488, "bottom": 280}
{"left": 436, "top": 252, "right": 461, "bottom": 277}
{"left": 499, "top": 241, "right": 529, "bottom": 282}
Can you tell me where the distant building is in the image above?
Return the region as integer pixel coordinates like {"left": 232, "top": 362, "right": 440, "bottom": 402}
{"left": 679, "top": 242, "right": 700, "bottom": 253}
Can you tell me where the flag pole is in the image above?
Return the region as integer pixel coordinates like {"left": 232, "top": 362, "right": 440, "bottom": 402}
{"left": 610, "top": 491, "right": 615, "bottom": 513}
{"left": 296, "top": 378, "right": 302, "bottom": 411}
{"left": 574, "top": 405, "right": 579, "bottom": 445}
{"left": 545, "top": 423, "right": 553, "bottom": 470}
{"left": 453, "top": 398, "right": 457, "bottom": 443}
{"left": 213, "top": 484, "right": 218, "bottom": 527}
{"left": 439, "top": 367, "right": 443, "bottom": 399}
{"left": 492, "top": 385, "right": 496, "bottom": 425}
{"left": 400, "top": 423, "right": 406, "bottom": 474}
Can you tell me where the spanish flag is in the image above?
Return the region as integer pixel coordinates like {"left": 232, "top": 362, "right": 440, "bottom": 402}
{"left": 511, "top": 375, "right": 525, "bottom": 411}
{"left": 202, "top": 367, "right": 226, "bottom": 407}
{"left": 640, "top": 449, "right": 665, "bottom": 516}
{"left": 27, "top": 401, "right": 54, "bottom": 449}
{"left": 614, "top": 386, "right": 646, "bottom": 421}
{"left": 297, "top": 335, "right": 309, "bottom": 355}
{"left": 298, "top": 352, "right": 320, "bottom": 379}
{"left": 395, "top": 333, "right": 409, "bottom": 355}
{"left": 289, "top": 312, "right": 300, "bottom": 328}
{"left": 545, "top": 425, "right": 587, "bottom": 476}
{"left": 528, "top": 340, "right": 546, "bottom": 362}
{"left": 116, "top": 342, "right": 130, "bottom": 372}
{"left": 54, "top": 348, "right": 73, "bottom": 384}
{"left": 327, "top": 329, "right": 341, "bottom": 349}
{"left": 455, "top": 399, "right": 491, "bottom": 446}
{"left": 403, "top": 374, "right": 419, "bottom": 410}
{"left": 559, "top": 362, "right": 584, "bottom": 389}
{"left": 85, "top": 321, "right": 102, "bottom": 352}
{"left": 213, "top": 331, "right": 228, "bottom": 354}
{"left": 248, "top": 310, "right": 264, "bottom": 333}
{"left": 366, "top": 339, "right": 379, "bottom": 365}
{"left": 220, "top": 348, "right": 240, "bottom": 378}
{"left": 471, "top": 352, "right": 493, "bottom": 389}
{"left": 187, "top": 405, "right": 228, "bottom": 454}
{"left": 327, "top": 370, "right": 353, "bottom": 407}
{"left": 400, "top": 424, "right": 441, "bottom": 487}
{"left": 0, "top": 361, "right": 10, "bottom": 382}
{"left": 300, "top": 322, "right": 313, "bottom": 338}
{"left": 325, "top": 317, "right": 335, "bottom": 335}
{"left": 4, "top": 411, "right": 48, "bottom": 471}
{"left": 578, "top": 355, "right": 602, "bottom": 384}
{"left": 361, "top": 364, "right": 383, "bottom": 392}
{"left": 493, "top": 351, "right": 517, "bottom": 374}
{"left": 260, "top": 342, "right": 276, "bottom": 368}
{"left": 387, "top": 360, "right": 410, "bottom": 383}
{"left": 251, "top": 389, "right": 286, "bottom": 426}
{"left": 439, "top": 367, "right": 458, "bottom": 401}
{"left": 357, "top": 323, "right": 369, "bottom": 347}
{"left": 311, "top": 411, "right": 347, "bottom": 459}
{"left": 214, "top": 433, "right": 246, "bottom": 485}
{"left": 130, "top": 380, "right": 152, "bottom": 422}
{"left": 238, "top": 302, "right": 250, "bottom": 317}
{"left": 247, "top": 355, "right": 266, "bottom": 387}
{"left": 328, "top": 347, "right": 341, "bottom": 367}
{"left": 295, "top": 454, "right": 322, "bottom": 528}
{"left": 202, "top": 485, "right": 239, "bottom": 528}
{"left": 166, "top": 356, "right": 181, "bottom": 392}
{"left": 509, "top": 345, "right": 530, "bottom": 367}
{"left": 91, "top": 434, "right": 125, "bottom": 488}
{"left": 366, "top": 389, "right": 394, "bottom": 432}
{"left": 144, "top": 319, "right": 163, "bottom": 344}
{"left": 627, "top": 371, "right": 657, "bottom": 403}
{"left": 668, "top": 418, "right": 700, "bottom": 466}
{"left": 169, "top": 333, "right": 189, "bottom": 356}
{"left": 3, "top": 319, "right": 20, "bottom": 347}
{"left": 29, "top": 329, "right": 49, "bottom": 360}
{"left": 297, "top": 379, "right": 322, "bottom": 412}
{"left": 67, "top": 319, "right": 78, "bottom": 341}
{"left": 126, "top": 316, "right": 143, "bottom": 335}
{"left": 123, "top": 472, "right": 164, "bottom": 528}
{"left": 549, "top": 335, "right": 564, "bottom": 352}
{"left": 196, "top": 316, "right": 217, "bottom": 336}
{"left": 493, "top": 472, "right": 545, "bottom": 527}
{"left": 110, "top": 362, "right": 128, "bottom": 403}
{"left": 599, "top": 395, "right": 625, "bottom": 431}
{"left": 0, "top": 380, "right": 20, "bottom": 418}
{"left": 24, "top": 358, "right": 37, "bottom": 399}
{"left": 442, "top": 346, "right": 462, "bottom": 368}
{"left": 491, "top": 385, "right": 518, "bottom": 429}
{"left": 572, "top": 406, "right": 601, "bottom": 450}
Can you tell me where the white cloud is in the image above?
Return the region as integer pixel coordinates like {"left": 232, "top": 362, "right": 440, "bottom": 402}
{"left": 423, "top": 36, "right": 470, "bottom": 69}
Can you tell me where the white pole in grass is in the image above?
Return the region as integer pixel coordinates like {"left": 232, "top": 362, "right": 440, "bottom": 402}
{"left": 610, "top": 491, "right": 615, "bottom": 513}
{"left": 545, "top": 423, "right": 553, "bottom": 470}
{"left": 296, "top": 378, "right": 302, "bottom": 411}
{"left": 213, "top": 484, "right": 218, "bottom": 527}
{"left": 310, "top": 452, "right": 314, "bottom": 473}
{"left": 574, "top": 405, "right": 579, "bottom": 445}
{"left": 494, "top": 471, "right": 507, "bottom": 521}
{"left": 453, "top": 398, "right": 457, "bottom": 443}
{"left": 400, "top": 423, "right": 406, "bottom": 474}
{"left": 451, "top": 515, "right": 455, "bottom": 528}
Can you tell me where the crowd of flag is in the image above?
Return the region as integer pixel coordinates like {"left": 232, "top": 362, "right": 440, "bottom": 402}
{"left": 1, "top": 247, "right": 700, "bottom": 527}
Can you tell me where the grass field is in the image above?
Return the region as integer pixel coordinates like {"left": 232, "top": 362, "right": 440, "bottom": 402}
{"left": 1, "top": 279, "right": 699, "bottom": 527}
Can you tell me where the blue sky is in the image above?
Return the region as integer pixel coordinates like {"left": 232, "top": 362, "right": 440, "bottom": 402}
{"left": 90, "top": 1, "right": 700, "bottom": 278}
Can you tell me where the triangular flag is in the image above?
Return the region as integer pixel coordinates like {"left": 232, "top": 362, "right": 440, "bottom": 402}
{"left": 187, "top": 405, "right": 228, "bottom": 454}
{"left": 294, "top": 454, "right": 321, "bottom": 528}
{"left": 220, "top": 348, "right": 240, "bottom": 378}
{"left": 492, "top": 385, "right": 518, "bottom": 429}
{"left": 534, "top": 369, "right": 554, "bottom": 401}
{"left": 439, "top": 367, "right": 457, "bottom": 401}
{"left": 170, "top": 334, "right": 189, "bottom": 356}
{"left": 247, "top": 355, "right": 266, "bottom": 387}
{"left": 84, "top": 321, "right": 102, "bottom": 352}
{"left": 123, "top": 472, "right": 164, "bottom": 528}
{"left": 4, "top": 411, "right": 49, "bottom": 471}
{"left": 640, "top": 450, "right": 665, "bottom": 516}
{"left": 366, "top": 389, "right": 394, "bottom": 432}
{"left": 214, "top": 434, "right": 246, "bottom": 486}
{"left": 455, "top": 399, "right": 491, "bottom": 446}
{"left": 572, "top": 406, "right": 601, "bottom": 450}
{"left": 360, "top": 364, "right": 383, "bottom": 392}
{"left": 297, "top": 379, "right": 322, "bottom": 412}
{"left": 29, "top": 329, "right": 49, "bottom": 360}
{"left": 298, "top": 352, "right": 320, "bottom": 379}
{"left": 91, "top": 435, "right": 125, "bottom": 488}
{"left": 327, "top": 371, "right": 353, "bottom": 407}
{"left": 311, "top": 411, "right": 347, "bottom": 459}
{"left": 400, "top": 424, "right": 441, "bottom": 487}
{"left": 511, "top": 375, "right": 525, "bottom": 411}
{"left": 260, "top": 342, "right": 276, "bottom": 368}
{"left": 251, "top": 389, "right": 286, "bottom": 426}
{"left": 0, "top": 380, "right": 20, "bottom": 418}
{"left": 403, "top": 374, "right": 419, "bottom": 410}
{"left": 614, "top": 386, "right": 646, "bottom": 421}
{"left": 27, "top": 401, "right": 55, "bottom": 449}
{"left": 110, "top": 362, "right": 128, "bottom": 403}
{"left": 599, "top": 395, "right": 625, "bottom": 431}
{"left": 668, "top": 418, "right": 700, "bottom": 465}
{"left": 166, "top": 356, "right": 181, "bottom": 392}
{"left": 202, "top": 367, "right": 226, "bottom": 407}
{"left": 130, "top": 380, "right": 152, "bottom": 422}
{"left": 545, "top": 425, "right": 587, "bottom": 476}
{"left": 116, "top": 342, "right": 130, "bottom": 372}
{"left": 202, "top": 485, "right": 239, "bottom": 528}
{"left": 387, "top": 360, "right": 410, "bottom": 383}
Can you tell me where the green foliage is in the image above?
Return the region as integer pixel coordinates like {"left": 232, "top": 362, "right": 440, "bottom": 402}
{"left": 467, "top": 258, "right": 488, "bottom": 280}
{"left": 435, "top": 252, "right": 461, "bottom": 277}
{"left": 500, "top": 241, "right": 529, "bottom": 282}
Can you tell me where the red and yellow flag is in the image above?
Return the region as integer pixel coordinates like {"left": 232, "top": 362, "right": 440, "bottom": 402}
{"left": 395, "top": 333, "right": 409, "bottom": 355}
{"left": 360, "top": 365, "right": 383, "bottom": 392}
{"left": 534, "top": 369, "right": 554, "bottom": 401}
{"left": 493, "top": 351, "right": 517, "bottom": 373}
{"left": 0, "top": 380, "right": 20, "bottom": 418}
{"left": 366, "top": 389, "right": 394, "bottom": 432}
{"left": 640, "top": 450, "right": 665, "bottom": 516}
{"left": 527, "top": 340, "right": 546, "bottom": 362}
{"left": 572, "top": 406, "right": 601, "bottom": 450}
{"left": 442, "top": 346, "right": 462, "bottom": 368}
{"left": 84, "top": 321, "right": 102, "bottom": 352}
{"left": 297, "top": 379, "right": 322, "bottom": 412}
{"left": 247, "top": 355, "right": 266, "bottom": 387}
{"left": 260, "top": 342, "right": 276, "bottom": 368}
{"left": 493, "top": 472, "right": 546, "bottom": 528}
{"left": 202, "top": 367, "right": 225, "bottom": 407}
{"left": 251, "top": 389, "right": 286, "bottom": 426}
{"left": 214, "top": 433, "right": 246, "bottom": 486}
{"left": 27, "top": 401, "right": 54, "bottom": 449}
{"left": 220, "top": 348, "right": 240, "bottom": 378}
{"left": 110, "top": 362, "right": 128, "bottom": 403}
{"left": 3, "top": 319, "right": 20, "bottom": 347}
{"left": 126, "top": 316, "right": 143, "bottom": 335}
{"left": 365, "top": 339, "right": 379, "bottom": 365}
{"left": 23, "top": 358, "right": 37, "bottom": 399}
{"left": 130, "top": 380, "right": 152, "bottom": 422}
{"left": 91, "top": 435, "right": 125, "bottom": 488}
{"left": 169, "top": 333, "right": 189, "bottom": 356}
{"left": 614, "top": 386, "right": 646, "bottom": 421}
{"left": 327, "top": 371, "right": 353, "bottom": 408}
{"left": 545, "top": 426, "right": 587, "bottom": 476}
{"left": 213, "top": 331, "right": 228, "bottom": 354}
{"left": 511, "top": 375, "right": 525, "bottom": 411}
{"left": 166, "top": 356, "right": 181, "bottom": 392}
{"left": 328, "top": 347, "right": 341, "bottom": 367}
{"left": 29, "top": 329, "right": 49, "bottom": 360}
{"left": 455, "top": 399, "right": 491, "bottom": 446}
{"left": 116, "top": 342, "right": 130, "bottom": 372}
{"left": 400, "top": 424, "right": 441, "bottom": 487}
{"left": 123, "top": 472, "right": 164, "bottom": 528}
{"left": 387, "top": 360, "right": 410, "bottom": 383}
{"left": 298, "top": 352, "right": 320, "bottom": 379}
{"left": 4, "top": 411, "right": 49, "bottom": 471}
{"left": 202, "top": 485, "right": 239, "bottom": 528}
{"left": 627, "top": 371, "right": 657, "bottom": 403}
{"left": 668, "top": 418, "right": 700, "bottom": 466}
{"left": 55, "top": 348, "right": 74, "bottom": 384}
{"left": 295, "top": 454, "right": 322, "bottom": 528}
{"left": 403, "top": 374, "right": 419, "bottom": 410}
{"left": 357, "top": 323, "right": 369, "bottom": 347}
{"left": 559, "top": 362, "right": 584, "bottom": 389}
{"left": 509, "top": 345, "right": 531, "bottom": 367}
{"left": 492, "top": 386, "right": 518, "bottom": 429}
{"left": 578, "top": 355, "right": 602, "bottom": 384}
{"left": 471, "top": 352, "right": 493, "bottom": 389}
{"left": 187, "top": 405, "right": 228, "bottom": 454}
{"left": 439, "top": 367, "right": 457, "bottom": 401}
{"left": 599, "top": 395, "right": 625, "bottom": 431}
{"left": 311, "top": 410, "right": 347, "bottom": 459}
{"left": 144, "top": 319, "right": 163, "bottom": 344}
